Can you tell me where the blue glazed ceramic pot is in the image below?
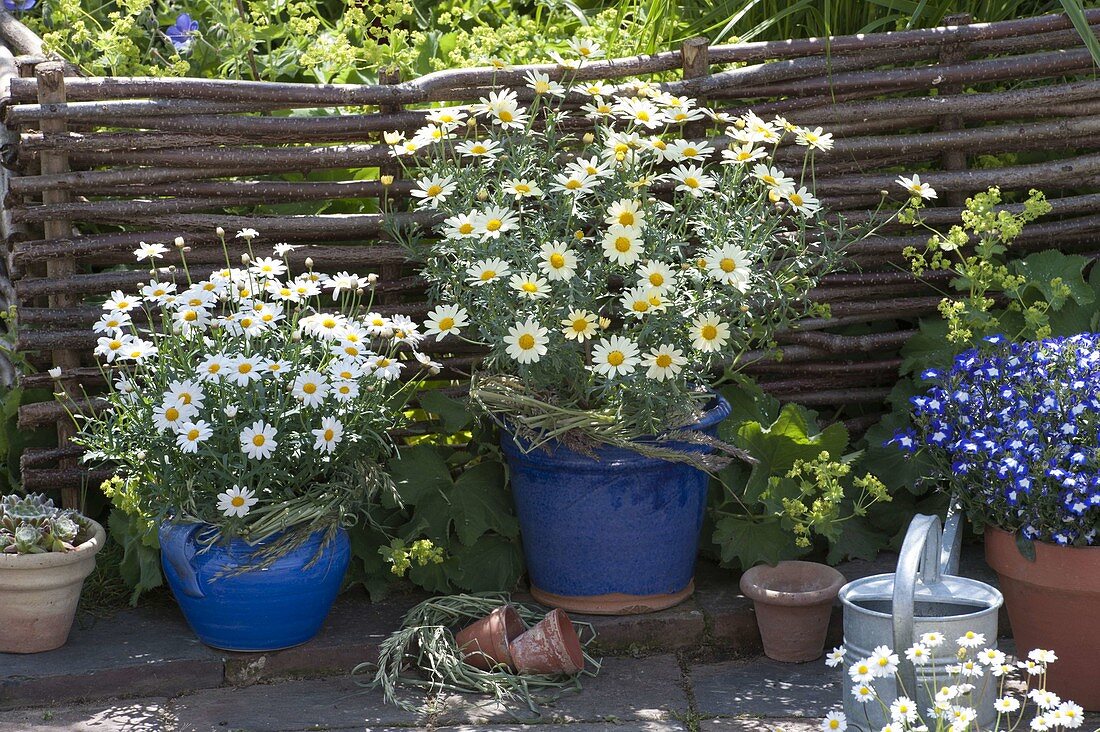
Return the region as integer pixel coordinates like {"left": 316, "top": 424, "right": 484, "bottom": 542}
{"left": 158, "top": 522, "right": 350, "bottom": 651}
{"left": 503, "top": 394, "right": 731, "bottom": 615}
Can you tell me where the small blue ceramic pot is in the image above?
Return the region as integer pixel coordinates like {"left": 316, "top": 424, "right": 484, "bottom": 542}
{"left": 503, "top": 394, "right": 731, "bottom": 615}
{"left": 158, "top": 522, "right": 350, "bottom": 651}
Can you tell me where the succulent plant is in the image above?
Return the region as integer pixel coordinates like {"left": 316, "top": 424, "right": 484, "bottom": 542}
{"left": 0, "top": 494, "right": 91, "bottom": 555}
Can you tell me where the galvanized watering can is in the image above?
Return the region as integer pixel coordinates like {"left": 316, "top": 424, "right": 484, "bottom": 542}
{"left": 838, "top": 512, "right": 1004, "bottom": 732}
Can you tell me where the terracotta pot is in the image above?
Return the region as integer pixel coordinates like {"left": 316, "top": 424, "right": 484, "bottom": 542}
{"left": 985, "top": 527, "right": 1100, "bottom": 710}
{"left": 454, "top": 604, "right": 527, "bottom": 671}
{"left": 510, "top": 608, "right": 585, "bottom": 675}
{"left": 0, "top": 519, "right": 105, "bottom": 653}
{"left": 739, "top": 560, "right": 845, "bottom": 663}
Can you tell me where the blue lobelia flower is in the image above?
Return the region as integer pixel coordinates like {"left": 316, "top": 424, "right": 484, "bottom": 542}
{"left": 165, "top": 13, "right": 199, "bottom": 52}
{"left": 3, "top": 0, "right": 37, "bottom": 10}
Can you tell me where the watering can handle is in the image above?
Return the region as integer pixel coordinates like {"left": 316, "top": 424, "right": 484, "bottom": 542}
{"left": 940, "top": 502, "right": 964, "bottom": 576}
{"left": 892, "top": 514, "right": 943, "bottom": 699}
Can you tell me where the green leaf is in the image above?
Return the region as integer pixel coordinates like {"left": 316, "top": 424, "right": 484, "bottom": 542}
{"left": 450, "top": 460, "right": 519, "bottom": 546}
{"left": 826, "top": 517, "right": 889, "bottom": 564}
{"left": 860, "top": 384, "right": 933, "bottom": 495}
{"left": 900, "top": 319, "right": 955, "bottom": 375}
{"left": 387, "top": 444, "right": 453, "bottom": 506}
{"left": 712, "top": 515, "right": 801, "bottom": 569}
{"left": 1011, "top": 250, "right": 1094, "bottom": 310}
{"left": 419, "top": 390, "right": 475, "bottom": 434}
{"left": 409, "top": 558, "right": 453, "bottom": 594}
{"left": 447, "top": 536, "right": 524, "bottom": 592}
{"left": 737, "top": 404, "right": 848, "bottom": 503}
{"left": 346, "top": 524, "right": 397, "bottom": 601}
{"left": 108, "top": 509, "right": 162, "bottom": 604}
{"left": 1015, "top": 533, "right": 1037, "bottom": 563}
{"left": 715, "top": 376, "right": 779, "bottom": 441}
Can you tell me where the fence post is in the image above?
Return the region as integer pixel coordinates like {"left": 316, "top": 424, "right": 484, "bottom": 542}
{"left": 36, "top": 60, "right": 81, "bottom": 509}
{"left": 938, "top": 14, "right": 972, "bottom": 208}
{"left": 378, "top": 67, "right": 402, "bottom": 307}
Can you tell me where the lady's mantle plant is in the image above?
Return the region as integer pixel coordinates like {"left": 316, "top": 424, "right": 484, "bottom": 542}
{"left": 388, "top": 61, "right": 857, "bottom": 455}
{"left": 890, "top": 334, "right": 1100, "bottom": 547}
{"left": 0, "top": 493, "right": 91, "bottom": 554}
{"left": 72, "top": 230, "right": 437, "bottom": 557}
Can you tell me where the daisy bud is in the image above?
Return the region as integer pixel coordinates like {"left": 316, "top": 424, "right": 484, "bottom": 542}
{"left": 136, "top": 450, "right": 146, "bottom": 460}
{"left": 740, "top": 304, "right": 750, "bottom": 312}
{"left": 174, "top": 236, "right": 185, "bottom": 248}
{"left": 48, "top": 366, "right": 62, "bottom": 379}
{"left": 430, "top": 366, "right": 441, "bottom": 375}
{"left": 168, "top": 265, "right": 177, "bottom": 272}
{"left": 183, "top": 246, "right": 191, "bottom": 253}
{"left": 367, "top": 273, "right": 379, "bottom": 283}
{"left": 366, "top": 385, "right": 376, "bottom": 392}
{"left": 380, "top": 175, "right": 394, "bottom": 186}
{"left": 582, "top": 132, "right": 595, "bottom": 144}
{"left": 149, "top": 269, "right": 157, "bottom": 276}
{"left": 291, "top": 331, "right": 301, "bottom": 342}
{"left": 224, "top": 405, "right": 238, "bottom": 418}
{"left": 304, "top": 257, "right": 314, "bottom": 269}
{"left": 216, "top": 227, "right": 225, "bottom": 237}
{"left": 599, "top": 317, "right": 611, "bottom": 329}
{"left": 476, "top": 188, "right": 489, "bottom": 201}
{"left": 241, "top": 253, "right": 251, "bottom": 264}
{"left": 356, "top": 287, "right": 364, "bottom": 295}
{"left": 734, "top": 119, "right": 745, "bottom": 129}
{"left": 880, "top": 189, "right": 890, "bottom": 197}
{"left": 382, "top": 131, "right": 403, "bottom": 145}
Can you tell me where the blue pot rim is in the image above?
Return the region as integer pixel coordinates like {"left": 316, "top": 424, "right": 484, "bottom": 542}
{"left": 501, "top": 392, "right": 731, "bottom": 469}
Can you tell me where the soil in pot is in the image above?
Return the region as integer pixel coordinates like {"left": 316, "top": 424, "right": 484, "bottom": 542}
{"left": 739, "top": 560, "right": 846, "bottom": 662}
{"left": 985, "top": 526, "right": 1100, "bottom": 710}
{"left": 0, "top": 519, "right": 106, "bottom": 653}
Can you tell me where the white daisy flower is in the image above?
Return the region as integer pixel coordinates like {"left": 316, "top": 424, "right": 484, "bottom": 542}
{"left": 956, "top": 631, "right": 985, "bottom": 648}
{"left": 822, "top": 711, "right": 847, "bottom": 732}
{"left": 524, "top": 70, "right": 566, "bottom": 96}
{"left": 851, "top": 684, "right": 875, "bottom": 704}
{"left": 327, "top": 358, "right": 364, "bottom": 381}
{"left": 332, "top": 338, "right": 370, "bottom": 360}
{"left": 568, "top": 37, "right": 603, "bottom": 59}
{"left": 581, "top": 99, "right": 615, "bottom": 119}
{"left": 94, "top": 335, "right": 132, "bottom": 362}
{"left": 152, "top": 399, "right": 196, "bottom": 432}
{"left": 691, "top": 313, "right": 730, "bottom": 352}
{"left": 537, "top": 242, "right": 577, "bottom": 281}
{"left": 645, "top": 344, "right": 686, "bottom": 381}
{"left": 489, "top": 99, "right": 529, "bottom": 129}
{"left": 891, "top": 697, "right": 918, "bottom": 723}
{"left": 601, "top": 225, "right": 644, "bottom": 266}
{"left": 217, "top": 486, "right": 258, "bottom": 518}
{"left": 669, "top": 164, "right": 716, "bottom": 197}
{"left": 1030, "top": 690, "right": 1060, "bottom": 709}
{"left": 466, "top": 258, "right": 512, "bottom": 286}
{"left": 825, "top": 647, "right": 847, "bottom": 668}
{"left": 994, "top": 697, "right": 1020, "bottom": 714}
{"left": 292, "top": 370, "right": 329, "bottom": 408}
{"left": 196, "top": 354, "right": 229, "bottom": 382}
{"left": 560, "top": 309, "right": 598, "bottom": 342}
{"left": 363, "top": 312, "right": 393, "bottom": 336}
{"left": 265, "top": 358, "right": 291, "bottom": 377}
{"left": 134, "top": 241, "right": 168, "bottom": 261}
{"left": 226, "top": 355, "right": 263, "bottom": 386}
{"left": 897, "top": 173, "right": 941, "bottom": 200}
{"left": 752, "top": 164, "right": 795, "bottom": 194}
{"left": 848, "top": 658, "right": 876, "bottom": 684}
{"left": 442, "top": 212, "right": 480, "bottom": 239}
{"left": 331, "top": 379, "right": 360, "bottom": 403}
{"left": 786, "top": 186, "right": 822, "bottom": 217}
{"left": 704, "top": 244, "right": 752, "bottom": 290}
{"left": 120, "top": 339, "right": 157, "bottom": 362}
{"left": 103, "top": 290, "right": 138, "bottom": 313}
{"left": 93, "top": 311, "right": 132, "bottom": 335}
{"left": 175, "top": 420, "right": 212, "bottom": 453}
{"left": 390, "top": 314, "right": 422, "bottom": 345}
{"left": 426, "top": 107, "right": 467, "bottom": 126}
{"left": 1028, "top": 649, "right": 1058, "bottom": 663}
{"left": 568, "top": 155, "right": 612, "bottom": 179}
{"left": 311, "top": 417, "right": 344, "bottom": 455}
{"left": 579, "top": 81, "right": 612, "bottom": 97}
{"left": 636, "top": 260, "right": 677, "bottom": 293}
{"left": 249, "top": 256, "right": 286, "bottom": 280}
{"left": 591, "top": 335, "right": 640, "bottom": 377}
{"left": 1056, "top": 702, "right": 1083, "bottom": 728}
{"left": 795, "top": 126, "right": 834, "bottom": 151}
{"left": 503, "top": 178, "right": 544, "bottom": 199}
{"left": 273, "top": 243, "right": 298, "bottom": 257}
{"left": 477, "top": 207, "right": 520, "bottom": 239}
{"left": 165, "top": 380, "right": 204, "bottom": 409}
{"left": 424, "top": 304, "right": 470, "bottom": 341}
{"left": 240, "top": 421, "right": 278, "bottom": 460}
{"left": 370, "top": 355, "right": 403, "bottom": 381}
{"left": 236, "top": 228, "right": 260, "bottom": 240}
{"left": 905, "top": 643, "right": 932, "bottom": 665}
{"left": 614, "top": 97, "right": 665, "bottom": 129}
{"left": 551, "top": 171, "right": 596, "bottom": 197}
{"left": 977, "top": 648, "right": 1006, "bottom": 666}
{"left": 920, "top": 631, "right": 945, "bottom": 647}
{"left": 869, "top": 645, "right": 900, "bottom": 677}
{"left": 621, "top": 286, "right": 661, "bottom": 317}
{"left": 455, "top": 139, "right": 502, "bottom": 162}
{"left": 510, "top": 273, "right": 551, "bottom": 300}
{"left": 605, "top": 198, "right": 646, "bottom": 229}
{"left": 667, "top": 139, "right": 714, "bottom": 162}
{"left": 141, "top": 280, "right": 177, "bottom": 303}
{"left": 721, "top": 143, "right": 767, "bottom": 165}
{"left": 504, "top": 318, "right": 548, "bottom": 364}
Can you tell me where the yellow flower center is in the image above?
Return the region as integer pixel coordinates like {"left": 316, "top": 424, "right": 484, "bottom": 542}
{"left": 303, "top": 383, "right": 317, "bottom": 394}
{"left": 683, "top": 147, "right": 698, "bottom": 157}
{"left": 180, "top": 393, "right": 192, "bottom": 405}
{"left": 472, "top": 145, "right": 487, "bottom": 154}
{"left": 458, "top": 222, "right": 474, "bottom": 234}
{"left": 515, "top": 183, "right": 531, "bottom": 193}
{"left": 252, "top": 434, "right": 265, "bottom": 446}
{"left": 618, "top": 212, "right": 635, "bottom": 226}
{"left": 480, "top": 269, "right": 496, "bottom": 280}
{"left": 498, "top": 110, "right": 513, "bottom": 123}
{"left": 208, "top": 364, "right": 221, "bottom": 373}
{"left": 344, "top": 346, "right": 359, "bottom": 355}
{"left": 377, "top": 358, "right": 391, "bottom": 367}
{"left": 324, "top": 429, "right": 335, "bottom": 441}
{"left": 109, "top": 339, "right": 122, "bottom": 349}
{"left": 549, "top": 253, "right": 565, "bottom": 268}
{"left": 701, "top": 324, "right": 718, "bottom": 340}
{"left": 240, "top": 318, "right": 253, "bottom": 328}
{"left": 762, "top": 174, "right": 776, "bottom": 185}
{"left": 187, "top": 429, "right": 200, "bottom": 440}
{"left": 438, "top": 317, "right": 455, "bottom": 330}
{"left": 649, "top": 273, "right": 665, "bottom": 286}
{"left": 486, "top": 219, "right": 502, "bottom": 232}
{"left": 231, "top": 496, "right": 245, "bottom": 507}
{"left": 426, "top": 184, "right": 443, "bottom": 197}
{"left": 829, "top": 721, "right": 840, "bottom": 729}
{"left": 184, "top": 311, "right": 198, "bottom": 322}
{"left": 572, "top": 319, "right": 589, "bottom": 332}
{"left": 614, "top": 237, "right": 632, "bottom": 253}
{"left": 683, "top": 177, "right": 699, "bottom": 188}
{"left": 656, "top": 353, "right": 673, "bottom": 368}
{"left": 165, "top": 407, "right": 179, "bottom": 421}
{"left": 321, "top": 317, "right": 337, "bottom": 329}
{"left": 790, "top": 193, "right": 804, "bottom": 206}
{"left": 720, "top": 257, "right": 737, "bottom": 273}
{"left": 649, "top": 294, "right": 662, "bottom": 306}
{"left": 518, "top": 334, "right": 536, "bottom": 349}
{"left": 632, "top": 300, "right": 649, "bottom": 312}
{"left": 636, "top": 111, "right": 650, "bottom": 122}
{"left": 614, "top": 143, "right": 629, "bottom": 154}
{"left": 565, "top": 179, "right": 581, "bottom": 190}
{"left": 521, "top": 282, "right": 538, "bottom": 293}
{"left": 607, "top": 351, "right": 625, "bottom": 366}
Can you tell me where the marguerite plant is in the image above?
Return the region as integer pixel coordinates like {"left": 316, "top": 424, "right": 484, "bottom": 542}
{"left": 72, "top": 229, "right": 438, "bottom": 553}
{"left": 825, "top": 631, "right": 1083, "bottom": 732}
{"left": 385, "top": 59, "right": 863, "bottom": 458}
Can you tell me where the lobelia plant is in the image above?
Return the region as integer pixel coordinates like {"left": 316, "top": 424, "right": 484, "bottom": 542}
{"left": 825, "top": 630, "right": 1085, "bottom": 732}
{"left": 385, "top": 55, "right": 865, "bottom": 462}
{"left": 0, "top": 493, "right": 91, "bottom": 554}
{"left": 71, "top": 229, "right": 440, "bottom": 563}
{"left": 889, "top": 334, "right": 1100, "bottom": 548}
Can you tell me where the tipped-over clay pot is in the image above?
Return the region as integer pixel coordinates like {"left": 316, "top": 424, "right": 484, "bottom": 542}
{"left": 739, "top": 560, "right": 845, "bottom": 663}
{"left": 454, "top": 604, "right": 527, "bottom": 671}
{"left": 510, "top": 608, "right": 585, "bottom": 675}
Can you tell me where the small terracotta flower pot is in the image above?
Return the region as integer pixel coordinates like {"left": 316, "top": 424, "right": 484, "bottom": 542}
{"left": 510, "top": 608, "right": 585, "bottom": 675}
{"left": 739, "top": 560, "right": 845, "bottom": 663}
{"left": 454, "top": 604, "right": 527, "bottom": 671}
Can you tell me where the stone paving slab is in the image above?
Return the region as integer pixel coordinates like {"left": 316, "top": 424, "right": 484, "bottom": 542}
{"left": 438, "top": 724, "right": 688, "bottom": 731}
{"left": 170, "top": 676, "right": 428, "bottom": 731}
{"left": 691, "top": 658, "right": 843, "bottom": 719}
{"left": 433, "top": 656, "right": 690, "bottom": 727}
{"left": 0, "top": 698, "right": 172, "bottom": 732}
{"left": 701, "top": 718, "right": 821, "bottom": 731}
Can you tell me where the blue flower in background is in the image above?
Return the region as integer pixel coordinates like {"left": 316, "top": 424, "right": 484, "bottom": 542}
{"left": 3, "top": 0, "right": 37, "bottom": 10}
{"left": 165, "top": 13, "right": 199, "bottom": 52}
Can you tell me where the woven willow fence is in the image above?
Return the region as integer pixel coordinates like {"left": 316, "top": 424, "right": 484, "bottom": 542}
{"left": 1, "top": 10, "right": 1099, "bottom": 503}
